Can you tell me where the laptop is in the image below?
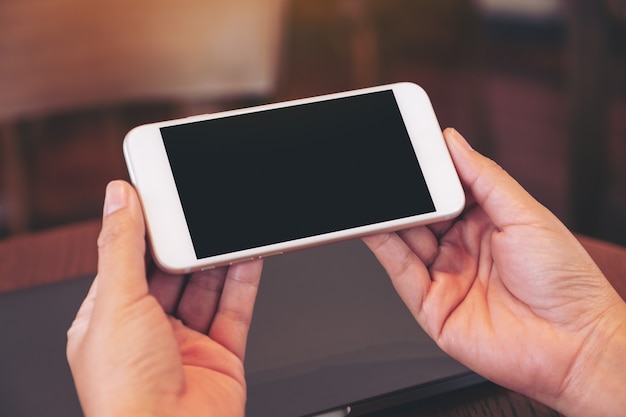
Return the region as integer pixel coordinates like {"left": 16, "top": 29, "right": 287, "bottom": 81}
{"left": 0, "top": 239, "right": 481, "bottom": 417}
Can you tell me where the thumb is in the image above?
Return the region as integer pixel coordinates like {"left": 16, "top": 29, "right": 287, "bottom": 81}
{"left": 443, "top": 128, "right": 551, "bottom": 230}
{"left": 95, "top": 180, "right": 149, "bottom": 310}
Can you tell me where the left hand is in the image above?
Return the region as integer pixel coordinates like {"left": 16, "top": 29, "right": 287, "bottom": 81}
{"left": 67, "top": 180, "right": 263, "bottom": 417}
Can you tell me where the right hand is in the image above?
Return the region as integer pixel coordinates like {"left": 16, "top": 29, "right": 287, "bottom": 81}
{"left": 364, "top": 128, "right": 626, "bottom": 417}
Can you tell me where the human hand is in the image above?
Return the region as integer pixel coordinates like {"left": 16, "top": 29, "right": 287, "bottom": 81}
{"left": 67, "top": 180, "right": 262, "bottom": 417}
{"left": 364, "top": 128, "right": 626, "bottom": 417}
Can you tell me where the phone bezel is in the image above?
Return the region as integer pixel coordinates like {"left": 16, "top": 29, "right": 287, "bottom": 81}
{"left": 123, "top": 82, "right": 464, "bottom": 273}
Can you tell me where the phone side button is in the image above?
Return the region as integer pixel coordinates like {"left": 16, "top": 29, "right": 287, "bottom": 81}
{"left": 229, "top": 257, "right": 256, "bottom": 266}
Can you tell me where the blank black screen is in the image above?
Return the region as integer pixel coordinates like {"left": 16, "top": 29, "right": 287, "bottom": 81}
{"left": 161, "top": 90, "right": 435, "bottom": 259}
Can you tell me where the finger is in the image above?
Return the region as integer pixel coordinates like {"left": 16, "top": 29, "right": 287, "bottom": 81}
{"left": 94, "top": 181, "right": 148, "bottom": 312}
{"left": 443, "top": 128, "right": 552, "bottom": 230}
{"left": 426, "top": 220, "right": 455, "bottom": 240}
{"left": 427, "top": 191, "right": 479, "bottom": 239}
{"left": 397, "top": 226, "right": 439, "bottom": 266}
{"left": 363, "top": 232, "right": 431, "bottom": 316}
{"left": 175, "top": 267, "right": 228, "bottom": 334}
{"left": 208, "top": 259, "right": 263, "bottom": 361}
{"left": 147, "top": 261, "right": 187, "bottom": 315}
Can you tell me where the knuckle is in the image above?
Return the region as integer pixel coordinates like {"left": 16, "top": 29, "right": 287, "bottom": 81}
{"left": 189, "top": 269, "right": 227, "bottom": 293}
{"left": 97, "top": 222, "right": 121, "bottom": 249}
{"left": 366, "top": 232, "right": 395, "bottom": 252}
{"left": 96, "top": 215, "right": 134, "bottom": 250}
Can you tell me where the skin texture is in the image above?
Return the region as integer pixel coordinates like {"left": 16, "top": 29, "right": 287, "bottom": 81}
{"left": 66, "top": 180, "right": 262, "bottom": 417}
{"left": 364, "top": 128, "right": 626, "bottom": 417}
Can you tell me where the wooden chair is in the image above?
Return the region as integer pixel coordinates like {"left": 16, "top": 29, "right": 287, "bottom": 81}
{"left": 0, "top": 0, "right": 288, "bottom": 235}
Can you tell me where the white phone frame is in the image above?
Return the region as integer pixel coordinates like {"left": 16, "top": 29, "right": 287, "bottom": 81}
{"left": 124, "top": 82, "right": 464, "bottom": 273}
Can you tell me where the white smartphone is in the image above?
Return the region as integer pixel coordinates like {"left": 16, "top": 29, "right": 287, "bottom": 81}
{"left": 123, "top": 82, "right": 464, "bottom": 273}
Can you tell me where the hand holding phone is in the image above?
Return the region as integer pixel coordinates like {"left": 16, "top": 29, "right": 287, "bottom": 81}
{"left": 123, "top": 82, "right": 464, "bottom": 273}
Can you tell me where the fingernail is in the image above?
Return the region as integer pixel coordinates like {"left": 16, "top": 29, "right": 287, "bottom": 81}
{"left": 103, "top": 181, "right": 128, "bottom": 216}
{"left": 447, "top": 128, "right": 473, "bottom": 151}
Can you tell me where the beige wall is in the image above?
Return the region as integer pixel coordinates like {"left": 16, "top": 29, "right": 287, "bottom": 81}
{"left": 0, "top": 0, "right": 288, "bottom": 121}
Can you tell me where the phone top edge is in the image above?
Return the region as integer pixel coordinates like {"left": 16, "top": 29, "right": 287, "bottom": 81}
{"left": 127, "top": 83, "right": 423, "bottom": 131}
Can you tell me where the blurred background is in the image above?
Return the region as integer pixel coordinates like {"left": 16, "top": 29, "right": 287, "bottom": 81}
{"left": 1, "top": 0, "right": 625, "bottom": 245}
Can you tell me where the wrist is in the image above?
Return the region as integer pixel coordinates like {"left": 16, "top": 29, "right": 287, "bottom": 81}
{"left": 554, "top": 300, "right": 626, "bottom": 417}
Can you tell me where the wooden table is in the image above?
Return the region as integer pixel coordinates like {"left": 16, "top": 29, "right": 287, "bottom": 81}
{"left": 1, "top": 220, "right": 625, "bottom": 417}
